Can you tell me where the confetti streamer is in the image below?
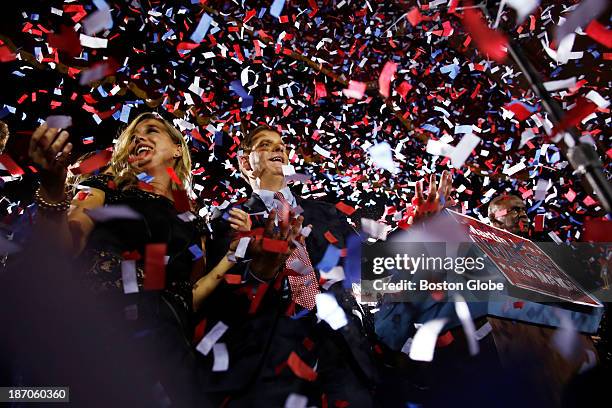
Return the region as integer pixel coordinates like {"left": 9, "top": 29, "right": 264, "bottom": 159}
{"left": 462, "top": 8, "right": 508, "bottom": 62}
{"left": 270, "top": 0, "right": 286, "bottom": 18}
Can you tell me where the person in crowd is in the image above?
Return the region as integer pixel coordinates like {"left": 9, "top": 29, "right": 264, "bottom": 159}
{"left": 487, "top": 194, "right": 529, "bottom": 236}
{"left": 26, "top": 112, "right": 282, "bottom": 407}
{"left": 199, "top": 124, "right": 452, "bottom": 407}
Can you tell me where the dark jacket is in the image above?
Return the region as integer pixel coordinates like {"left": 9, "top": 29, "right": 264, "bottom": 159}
{"left": 198, "top": 193, "right": 379, "bottom": 392}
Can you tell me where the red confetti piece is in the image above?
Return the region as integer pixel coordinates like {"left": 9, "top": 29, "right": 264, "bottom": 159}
{"left": 585, "top": 20, "right": 612, "bottom": 49}
{"left": 144, "top": 243, "right": 166, "bottom": 290}
{"left": 122, "top": 250, "right": 141, "bottom": 261}
{"left": 47, "top": 25, "right": 82, "bottom": 57}
{"left": 193, "top": 319, "right": 207, "bottom": 344}
{"left": 551, "top": 98, "right": 598, "bottom": 137}
{"left": 287, "top": 351, "right": 318, "bottom": 381}
{"left": 462, "top": 7, "right": 508, "bottom": 62}
{"left": 513, "top": 301, "right": 524, "bottom": 309}
{"left": 0, "top": 154, "right": 25, "bottom": 176}
{"left": 224, "top": 274, "right": 242, "bottom": 284}
{"left": 166, "top": 167, "right": 182, "bottom": 185}
{"left": 335, "top": 201, "right": 356, "bottom": 216}
{"left": 534, "top": 214, "right": 545, "bottom": 232}
{"left": 565, "top": 188, "right": 577, "bottom": 202}
{"left": 505, "top": 102, "right": 535, "bottom": 121}
{"left": 0, "top": 46, "right": 16, "bottom": 62}
{"left": 583, "top": 196, "right": 597, "bottom": 207}
{"left": 71, "top": 150, "right": 112, "bottom": 175}
{"left": 396, "top": 81, "right": 412, "bottom": 100}
{"left": 406, "top": 8, "right": 423, "bottom": 26}
{"left": 262, "top": 237, "right": 289, "bottom": 253}
{"left": 436, "top": 330, "right": 454, "bottom": 347}
{"left": 248, "top": 282, "right": 269, "bottom": 314}
{"left": 171, "top": 189, "right": 191, "bottom": 213}
{"left": 323, "top": 231, "right": 338, "bottom": 244}
{"left": 583, "top": 219, "right": 612, "bottom": 242}
{"left": 378, "top": 61, "right": 397, "bottom": 98}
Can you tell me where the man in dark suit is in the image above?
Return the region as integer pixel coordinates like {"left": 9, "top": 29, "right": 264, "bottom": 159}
{"left": 200, "top": 125, "right": 381, "bottom": 407}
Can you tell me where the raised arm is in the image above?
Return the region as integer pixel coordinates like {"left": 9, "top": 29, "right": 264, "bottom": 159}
{"left": 29, "top": 123, "right": 104, "bottom": 255}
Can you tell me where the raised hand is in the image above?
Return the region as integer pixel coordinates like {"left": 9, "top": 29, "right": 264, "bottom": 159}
{"left": 28, "top": 123, "right": 73, "bottom": 201}
{"left": 248, "top": 209, "right": 306, "bottom": 280}
{"left": 228, "top": 208, "right": 252, "bottom": 232}
{"left": 409, "top": 170, "right": 454, "bottom": 224}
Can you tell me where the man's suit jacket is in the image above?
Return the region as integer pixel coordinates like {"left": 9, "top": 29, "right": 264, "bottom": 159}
{"left": 199, "top": 193, "right": 379, "bottom": 392}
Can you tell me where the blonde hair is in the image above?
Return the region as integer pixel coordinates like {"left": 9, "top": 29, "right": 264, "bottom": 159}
{"left": 111, "top": 112, "right": 192, "bottom": 191}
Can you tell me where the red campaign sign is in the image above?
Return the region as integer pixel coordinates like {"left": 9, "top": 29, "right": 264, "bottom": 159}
{"left": 446, "top": 209, "right": 601, "bottom": 307}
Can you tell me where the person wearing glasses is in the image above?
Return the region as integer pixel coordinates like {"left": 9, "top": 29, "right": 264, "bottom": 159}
{"left": 487, "top": 194, "right": 529, "bottom": 236}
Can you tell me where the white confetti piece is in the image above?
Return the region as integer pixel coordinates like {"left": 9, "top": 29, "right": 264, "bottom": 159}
{"left": 449, "top": 133, "right": 481, "bottom": 169}
{"left": 361, "top": 218, "right": 389, "bottom": 241}
{"left": 474, "top": 321, "right": 492, "bottom": 340}
{"left": 426, "top": 139, "right": 455, "bottom": 157}
{"left": 121, "top": 260, "right": 139, "bottom": 294}
{"left": 83, "top": 6, "right": 113, "bottom": 36}
{"left": 504, "top": 162, "right": 526, "bottom": 176}
{"left": 45, "top": 115, "right": 72, "bottom": 129}
{"left": 284, "top": 393, "right": 308, "bottom": 408}
{"left": 454, "top": 295, "right": 479, "bottom": 356}
{"left": 235, "top": 237, "right": 251, "bottom": 259}
{"left": 79, "top": 34, "right": 108, "bottom": 49}
{"left": 212, "top": 343, "right": 229, "bottom": 372}
{"left": 543, "top": 77, "right": 576, "bottom": 92}
{"left": 409, "top": 318, "right": 448, "bottom": 362}
{"left": 196, "top": 321, "right": 228, "bottom": 356}
{"left": 315, "top": 293, "right": 348, "bottom": 330}
{"left": 585, "top": 90, "right": 610, "bottom": 109}
{"left": 534, "top": 179, "right": 550, "bottom": 201}
{"left": 368, "top": 142, "right": 399, "bottom": 174}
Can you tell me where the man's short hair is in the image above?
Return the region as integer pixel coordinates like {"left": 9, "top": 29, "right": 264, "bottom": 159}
{"left": 239, "top": 124, "right": 278, "bottom": 152}
{"left": 487, "top": 194, "right": 521, "bottom": 219}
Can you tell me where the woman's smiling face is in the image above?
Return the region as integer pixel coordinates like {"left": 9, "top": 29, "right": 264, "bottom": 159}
{"left": 128, "top": 118, "right": 180, "bottom": 173}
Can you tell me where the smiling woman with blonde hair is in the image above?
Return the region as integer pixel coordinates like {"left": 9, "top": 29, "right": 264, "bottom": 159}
{"left": 27, "top": 111, "right": 261, "bottom": 406}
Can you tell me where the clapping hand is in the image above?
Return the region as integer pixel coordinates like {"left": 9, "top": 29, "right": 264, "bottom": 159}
{"left": 247, "top": 209, "right": 307, "bottom": 280}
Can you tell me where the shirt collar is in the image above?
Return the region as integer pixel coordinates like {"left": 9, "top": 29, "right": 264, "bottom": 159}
{"left": 253, "top": 187, "right": 296, "bottom": 211}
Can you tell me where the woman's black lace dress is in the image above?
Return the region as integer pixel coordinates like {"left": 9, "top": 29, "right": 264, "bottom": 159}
{"left": 77, "top": 174, "right": 207, "bottom": 407}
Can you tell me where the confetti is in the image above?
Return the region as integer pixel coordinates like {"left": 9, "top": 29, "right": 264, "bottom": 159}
{"left": 121, "top": 260, "right": 139, "bottom": 294}
{"left": 212, "top": 343, "right": 229, "bottom": 372}
{"left": 315, "top": 293, "right": 348, "bottom": 330}
{"left": 45, "top": 115, "right": 72, "bottom": 129}
{"left": 196, "top": 321, "right": 228, "bottom": 356}
{"left": 143, "top": 243, "right": 166, "bottom": 290}
{"left": 409, "top": 318, "right": 448, "bottom": 362}
{"left": 86, "top": 205, "right": 141, "bottom": 222}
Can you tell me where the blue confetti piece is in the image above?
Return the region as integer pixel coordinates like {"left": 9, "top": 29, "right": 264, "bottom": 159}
{"left": 191, "top": 13, "right": 213, "bottom": 43}
{"left": 189, "top": 244, "right": 203, "bottom": 260}
{"left": 316, "top": 244, "right": 341, "bottom": 273}
{"left": 421, "top": 124, "right": 440, "bottom": 135}
{"left": 137, "top": 172, "right": 154, "bottom": 183}
{"left": 229, "top": 80, "right": 254, "bottom": 110}
{"left": 119, "top": 105, "right": 131, "bottom": 123}
{"left": 270, "top": 0, "right": 286, "bottom": 18}
{"left": 290, "top": 308, "right": 311, "bottom": 320}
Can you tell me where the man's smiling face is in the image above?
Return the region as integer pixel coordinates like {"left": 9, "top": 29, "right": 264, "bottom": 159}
{"left": 247, "top": 129, "right": 288, "bottom": 180}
